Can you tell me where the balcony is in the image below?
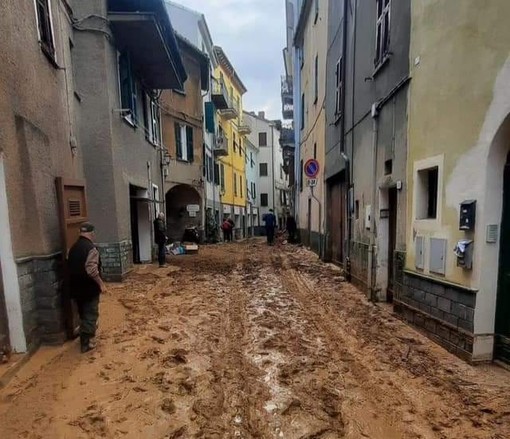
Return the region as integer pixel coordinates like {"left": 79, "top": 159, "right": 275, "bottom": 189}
{"left": 108, "top": 0, "right": 186, "bottom": 90}
{"left": 237, "top": 118, "right": 252, "bottom": 135}
{"left": 213, "top": 134, "right": 228, "bottom": 156}
{"left": 218, "top": 103, "right": 238, "bottom": 121}
{"left": 279, "top": 127, "right": 294, "bottom": 149}
{"left": 211, "top": 78, "right": 229, "bottom": 110}
{"left": 281, "top": 75, "right": 294, "bottom": 120}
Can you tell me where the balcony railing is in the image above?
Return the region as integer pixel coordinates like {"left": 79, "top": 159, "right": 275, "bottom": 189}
{"left": 211, "top": 78, "right": 229, "bottom": 110}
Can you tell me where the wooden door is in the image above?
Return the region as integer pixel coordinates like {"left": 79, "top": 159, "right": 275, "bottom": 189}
{"left": 327, "top": 179, "right": 345, "bottom": 265}
{"left": 495, "top": 153, "right": 510, "bottom": 364}
{"left": 387, "top": 188, "right": 398, "bottom": 303}
{"left": 55, "top": 178, "right": 88, "bottom": 339}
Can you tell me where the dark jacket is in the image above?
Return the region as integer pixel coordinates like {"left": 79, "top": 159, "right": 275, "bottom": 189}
{"left": 154, "top": 218, "right": 167, "bottom": 244}
{"left": 68, "top": 236, "right": 102, "bottom": 299}
{"left": 263, "top": 213, "right": 277, "bottom": 229}
{"left": 286, "top": 216, "right": 297, "bottom": 232}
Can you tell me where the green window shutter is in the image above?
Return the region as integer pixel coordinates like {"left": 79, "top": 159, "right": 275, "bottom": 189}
{"left": 205, "top": 102, "right": 215, "bottom": 133}
{"left": 186, "top": 126, "right": 194, "bottom": 162}
{"left": 175, "top": 123, "right": 182, "bottom": 159}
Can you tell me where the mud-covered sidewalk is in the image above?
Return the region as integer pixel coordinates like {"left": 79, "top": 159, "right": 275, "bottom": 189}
{"left": 0, "top": 241, "right": 509, "bottom": 439}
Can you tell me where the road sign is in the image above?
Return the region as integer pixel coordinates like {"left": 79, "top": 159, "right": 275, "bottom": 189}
{"left": 307, "top": 179, "right": 317, "bottom": 187}
{"left": 304, "top": 159, "right": 320, "bottom": 178}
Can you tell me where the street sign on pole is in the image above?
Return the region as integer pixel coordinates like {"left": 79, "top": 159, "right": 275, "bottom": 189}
{"left": 304, "top": 159, "right": 320, "bottom": 179}
{"left": 307, "top": 179, "right": 317, "bottom": 187}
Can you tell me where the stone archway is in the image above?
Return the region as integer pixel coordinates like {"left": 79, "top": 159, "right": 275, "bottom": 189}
{"left": 165, "top": 184, "right": 202, "bottom": 242}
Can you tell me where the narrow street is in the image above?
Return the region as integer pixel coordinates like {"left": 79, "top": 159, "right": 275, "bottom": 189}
{"left": 1, "top": 241, "right": 509, "bottom": 439}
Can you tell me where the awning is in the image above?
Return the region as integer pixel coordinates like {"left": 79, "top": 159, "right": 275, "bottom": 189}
{"left": 109, "top": 12, "right": 185, "bottom": 90}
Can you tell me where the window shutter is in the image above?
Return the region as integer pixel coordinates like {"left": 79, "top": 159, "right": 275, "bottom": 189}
{"left": 186, "top": 126, "right": 194, "bottom": 162}
{"left": 175, "top": 123, "right": 182, "bottom": 159}
{"left": 205, "top": 102, "right": 215, "bottom": 133}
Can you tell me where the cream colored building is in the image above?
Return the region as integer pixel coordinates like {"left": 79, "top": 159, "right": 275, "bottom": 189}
{"left": 399, "top": 0, "right": 510, "bottom": 363}
{"left": 293, "top": 0, "right": 328, "bottom": 254}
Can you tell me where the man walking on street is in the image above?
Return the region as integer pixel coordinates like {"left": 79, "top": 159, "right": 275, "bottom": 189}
{"left": 68, "top": 222, "right": 106, "bottom": 353}
{"left": 154, "top": 212, "right": 167, "bottom": 267}
{"left": 263, "top": 209, "right": 277, "bottom": 246}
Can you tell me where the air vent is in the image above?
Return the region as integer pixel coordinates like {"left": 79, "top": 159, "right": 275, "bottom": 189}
{"left": 68, "top": 199, "right": 81, "bottom": 217}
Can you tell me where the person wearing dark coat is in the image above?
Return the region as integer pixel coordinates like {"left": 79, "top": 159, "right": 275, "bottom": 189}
{"left": 286, "top": 215, "right": 297, "bottom": 243}
{"left": 263, "top": 209, "right": 277, "bottom": 245}
{"left": 68, "top": 222, "right": 106, "bottom": 353}
{"left": 153, "top": 212, "right": 167, "bottom": 267}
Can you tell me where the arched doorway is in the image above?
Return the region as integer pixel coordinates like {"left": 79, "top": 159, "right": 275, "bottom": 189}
{"left": 495, "top": 150, "right": 510, "bottom": 363}
{"left": 165, "top": 184, "right": 202, "bottom": 242}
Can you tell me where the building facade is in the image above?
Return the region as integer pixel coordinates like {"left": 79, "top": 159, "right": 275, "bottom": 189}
{"left": 244, "top": 112, "right": 288, "bottom": 227}
{"left": 165, "top": 1, "right": 223, "bottom": 242}
{"left": 293, "top": 0, "right": 328, "bottom": 255}
{"left": 244, "top": 136, "right": 261, "bottom": 236}
{"left": 214, "top": 47, "right": 248, "bottom": 239}
{"left": 160, "top": 34, "right": 209, "bottom": 242}
{"left": 399, "top": 0, "right": 510, "bottom": 363}
{"left": 0, "top": 0, "right": 84, "bottom": 352}
{"left": 73, "top": 0, "right": 186, "bottom": 280}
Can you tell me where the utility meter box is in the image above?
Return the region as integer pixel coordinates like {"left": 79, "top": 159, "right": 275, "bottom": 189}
{"left": 459, "top": 200, "right": 476, "bottom": 231}
{"left": 454, "top": 239, "right": 474, "bottom": 270}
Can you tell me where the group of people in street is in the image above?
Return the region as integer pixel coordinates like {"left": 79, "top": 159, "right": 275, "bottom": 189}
{"left": 68, "top": 210, "right": 299, "bottom": 354}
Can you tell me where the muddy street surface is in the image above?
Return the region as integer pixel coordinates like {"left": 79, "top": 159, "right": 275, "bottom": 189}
{"left": 1, "top": 241, "right": 509, "bottom": 439}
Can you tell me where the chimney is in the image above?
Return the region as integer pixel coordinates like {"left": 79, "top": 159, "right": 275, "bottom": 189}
{"left": 258, "top": 111, "right": 265, "bottom": 119}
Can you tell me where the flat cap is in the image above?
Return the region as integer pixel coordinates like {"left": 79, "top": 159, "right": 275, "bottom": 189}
{"left": 80, "top": 222, "right": 95, "bottom": 233}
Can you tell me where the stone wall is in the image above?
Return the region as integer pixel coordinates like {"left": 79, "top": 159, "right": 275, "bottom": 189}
{"left": 97, "top": 241, "right": 133, "bottom": 282}
{"left": 395, "top": 271, "right": 476, "bottom": 361}
{"left": 16, "top": 253, "right": 65, "bottom": 349}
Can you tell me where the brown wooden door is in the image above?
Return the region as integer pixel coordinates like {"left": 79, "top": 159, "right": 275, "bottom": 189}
{"left": 55, "top": 178, "right": 88, "bottom": 339}
{"left": 0, "top": 261, "right": 10, "bottom": 354}
{"left": 327, "top": 179, "right": 345, "bottom": 265}
{"left": 387, "top": 188, "right": 398, "bottom": 303}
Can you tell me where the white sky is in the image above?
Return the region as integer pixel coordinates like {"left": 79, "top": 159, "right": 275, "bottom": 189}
{"left": 172, "top": 0, "right": 286, "bottom": 120}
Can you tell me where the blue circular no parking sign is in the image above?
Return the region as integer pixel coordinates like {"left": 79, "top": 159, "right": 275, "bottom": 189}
{"left": 304, "top": 159, "right": 320, "bottom": 178}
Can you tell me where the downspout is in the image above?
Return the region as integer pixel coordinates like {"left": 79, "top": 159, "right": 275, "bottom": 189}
{"left": 369, "top": 103, "right": 379, "bottom": 301}
{"left": 341, "top": 0, "right": 350, "bottom": 278}
{"left": 311, "top": 186, "right": 322, "bottom": 258}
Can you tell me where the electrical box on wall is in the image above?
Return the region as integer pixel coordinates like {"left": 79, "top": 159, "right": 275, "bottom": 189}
{"left": 454, "top": 239, "right": 474, "bottom": 270}
{"left": 459, "top": 200, "right": 476, "bottom": 231}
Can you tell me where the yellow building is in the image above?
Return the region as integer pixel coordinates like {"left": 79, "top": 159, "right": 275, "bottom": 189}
{"left": 212, "top": 46, "right": 249, "bottom": 237}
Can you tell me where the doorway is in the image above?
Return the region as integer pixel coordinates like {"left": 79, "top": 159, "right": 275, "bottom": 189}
{"left": 387, "top": 188, "right": 398, "bottom": 303}
{"left": 129, "top": 185, "right": 152, "bottom": 264}
{"left": 327, "top": 177, "right": 346, "bottom": 265}
{"left": 495, "top": 151, "right": 510, "bottom": 363}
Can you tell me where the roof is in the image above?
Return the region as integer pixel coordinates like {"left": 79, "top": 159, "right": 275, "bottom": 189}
{"left": 175, "top": 32, "right": 210, "bottom": 90}
{"left": 293, "top": 0, "right": 312, "bottom": 47}
{"left": 214, "top": 46, "right": 248, "bottom": 95}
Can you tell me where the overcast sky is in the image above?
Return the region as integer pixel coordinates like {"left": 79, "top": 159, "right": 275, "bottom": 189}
{"left": 173, "top": 0, "right": 286, "bottom": 120}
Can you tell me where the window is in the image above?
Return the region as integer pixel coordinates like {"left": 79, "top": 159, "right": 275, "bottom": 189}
{"left": 355, "top": 200, "right": 360, "bottom": 220}
{"left": 234, "top": 173, "right": 238, "bottom": 196}
{"left": 119, "top": 52, "right": 138, "bottom": 123}
{"left": 335, "top": 57, "right": 343, "bottom": 116}
{"left": 175, "top": 123, "right": 194, "bottom": 162}
{"left": 35, "top": 0, "right": 55, "bottom": 60}
{"left": 259, "top": 132, "right": 268, "bottom": 147}
{"left": 233, "top": 133, "right": 237, "bottom": 153}
{"left": 375, "top": 0, "right": 391, "bottom": 67}
{"left": 314, "top": 0, "right": 319, "bottom": 23}
{"left": 239, "top": 140, "right": 242, "bottom": 157}
{"left": 385, "top": 159, "right": 393, "bottom": 175}
{"left": 300, "top": 93, "right": 305, "bottom": 130}
{"left": 416, "top": 167, "right": 439, "bottom": 219}
{"left": 143, "top": 93, "right": 161, "bottom": 146}
{"left": 313, "top": 143, "right": 317, "bottom": 159}
{"left": 240, "top": 175, "right": 243, "bottom": 197}
{"left": 220, "top": 164, "right": 225, "bottom": 191}
{"left": 280, "top": 165, "right": 283, "bottom": 180}
{"left": 208, "top": 155, "right": 214, "bottom": 183}
{"left": 314, "top": 55, "right": 319, "bottom": 104}
{"left": 300, "top": 159, "right": 304, "bottom": 192}
{"left": 251, "top": 182, "right": 257, "bottom": 200}
{"left": 214, "top": 162, "right": 220, "bottom": 185}
{"left": 261, "top": 193, "right": 269, "bottom": 207}
{"left": 250, "top": 152, "right": 254, "bottom": 168}
{"left": 260, "top": 163, "right": 268, "bottom": 177}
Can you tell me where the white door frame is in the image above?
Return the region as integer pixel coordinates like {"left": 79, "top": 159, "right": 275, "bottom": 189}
{"left": 0, "top": 154, "right": 27, "bottom": 352}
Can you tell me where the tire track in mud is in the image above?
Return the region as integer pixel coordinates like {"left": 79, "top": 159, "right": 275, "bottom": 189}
{"left": 275, "top": 249, "right": 510, "bottom": 439}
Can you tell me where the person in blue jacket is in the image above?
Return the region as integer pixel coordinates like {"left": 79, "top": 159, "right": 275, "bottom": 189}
{"left": 263, "top": 209, "right": 277, "bottom": 246}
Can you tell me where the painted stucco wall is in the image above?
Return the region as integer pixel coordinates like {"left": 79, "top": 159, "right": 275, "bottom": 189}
{"left": 296, "top": 0, "right": 328, "bottom": 240}
{"left": 407, "top": 1, "right": 510, "bottom": 349}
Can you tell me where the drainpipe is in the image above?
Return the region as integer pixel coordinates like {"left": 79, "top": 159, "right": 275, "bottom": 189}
{"left": 368, "top": 103, "right": 379, "bottom": 301}
{"left": 311, "top": 186, "right": 322, "bottom": 258}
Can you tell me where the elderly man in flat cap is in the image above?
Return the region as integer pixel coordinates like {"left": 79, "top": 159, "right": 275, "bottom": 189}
{"left": 68, "top": 222, "right": 106, "bottom": 353}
